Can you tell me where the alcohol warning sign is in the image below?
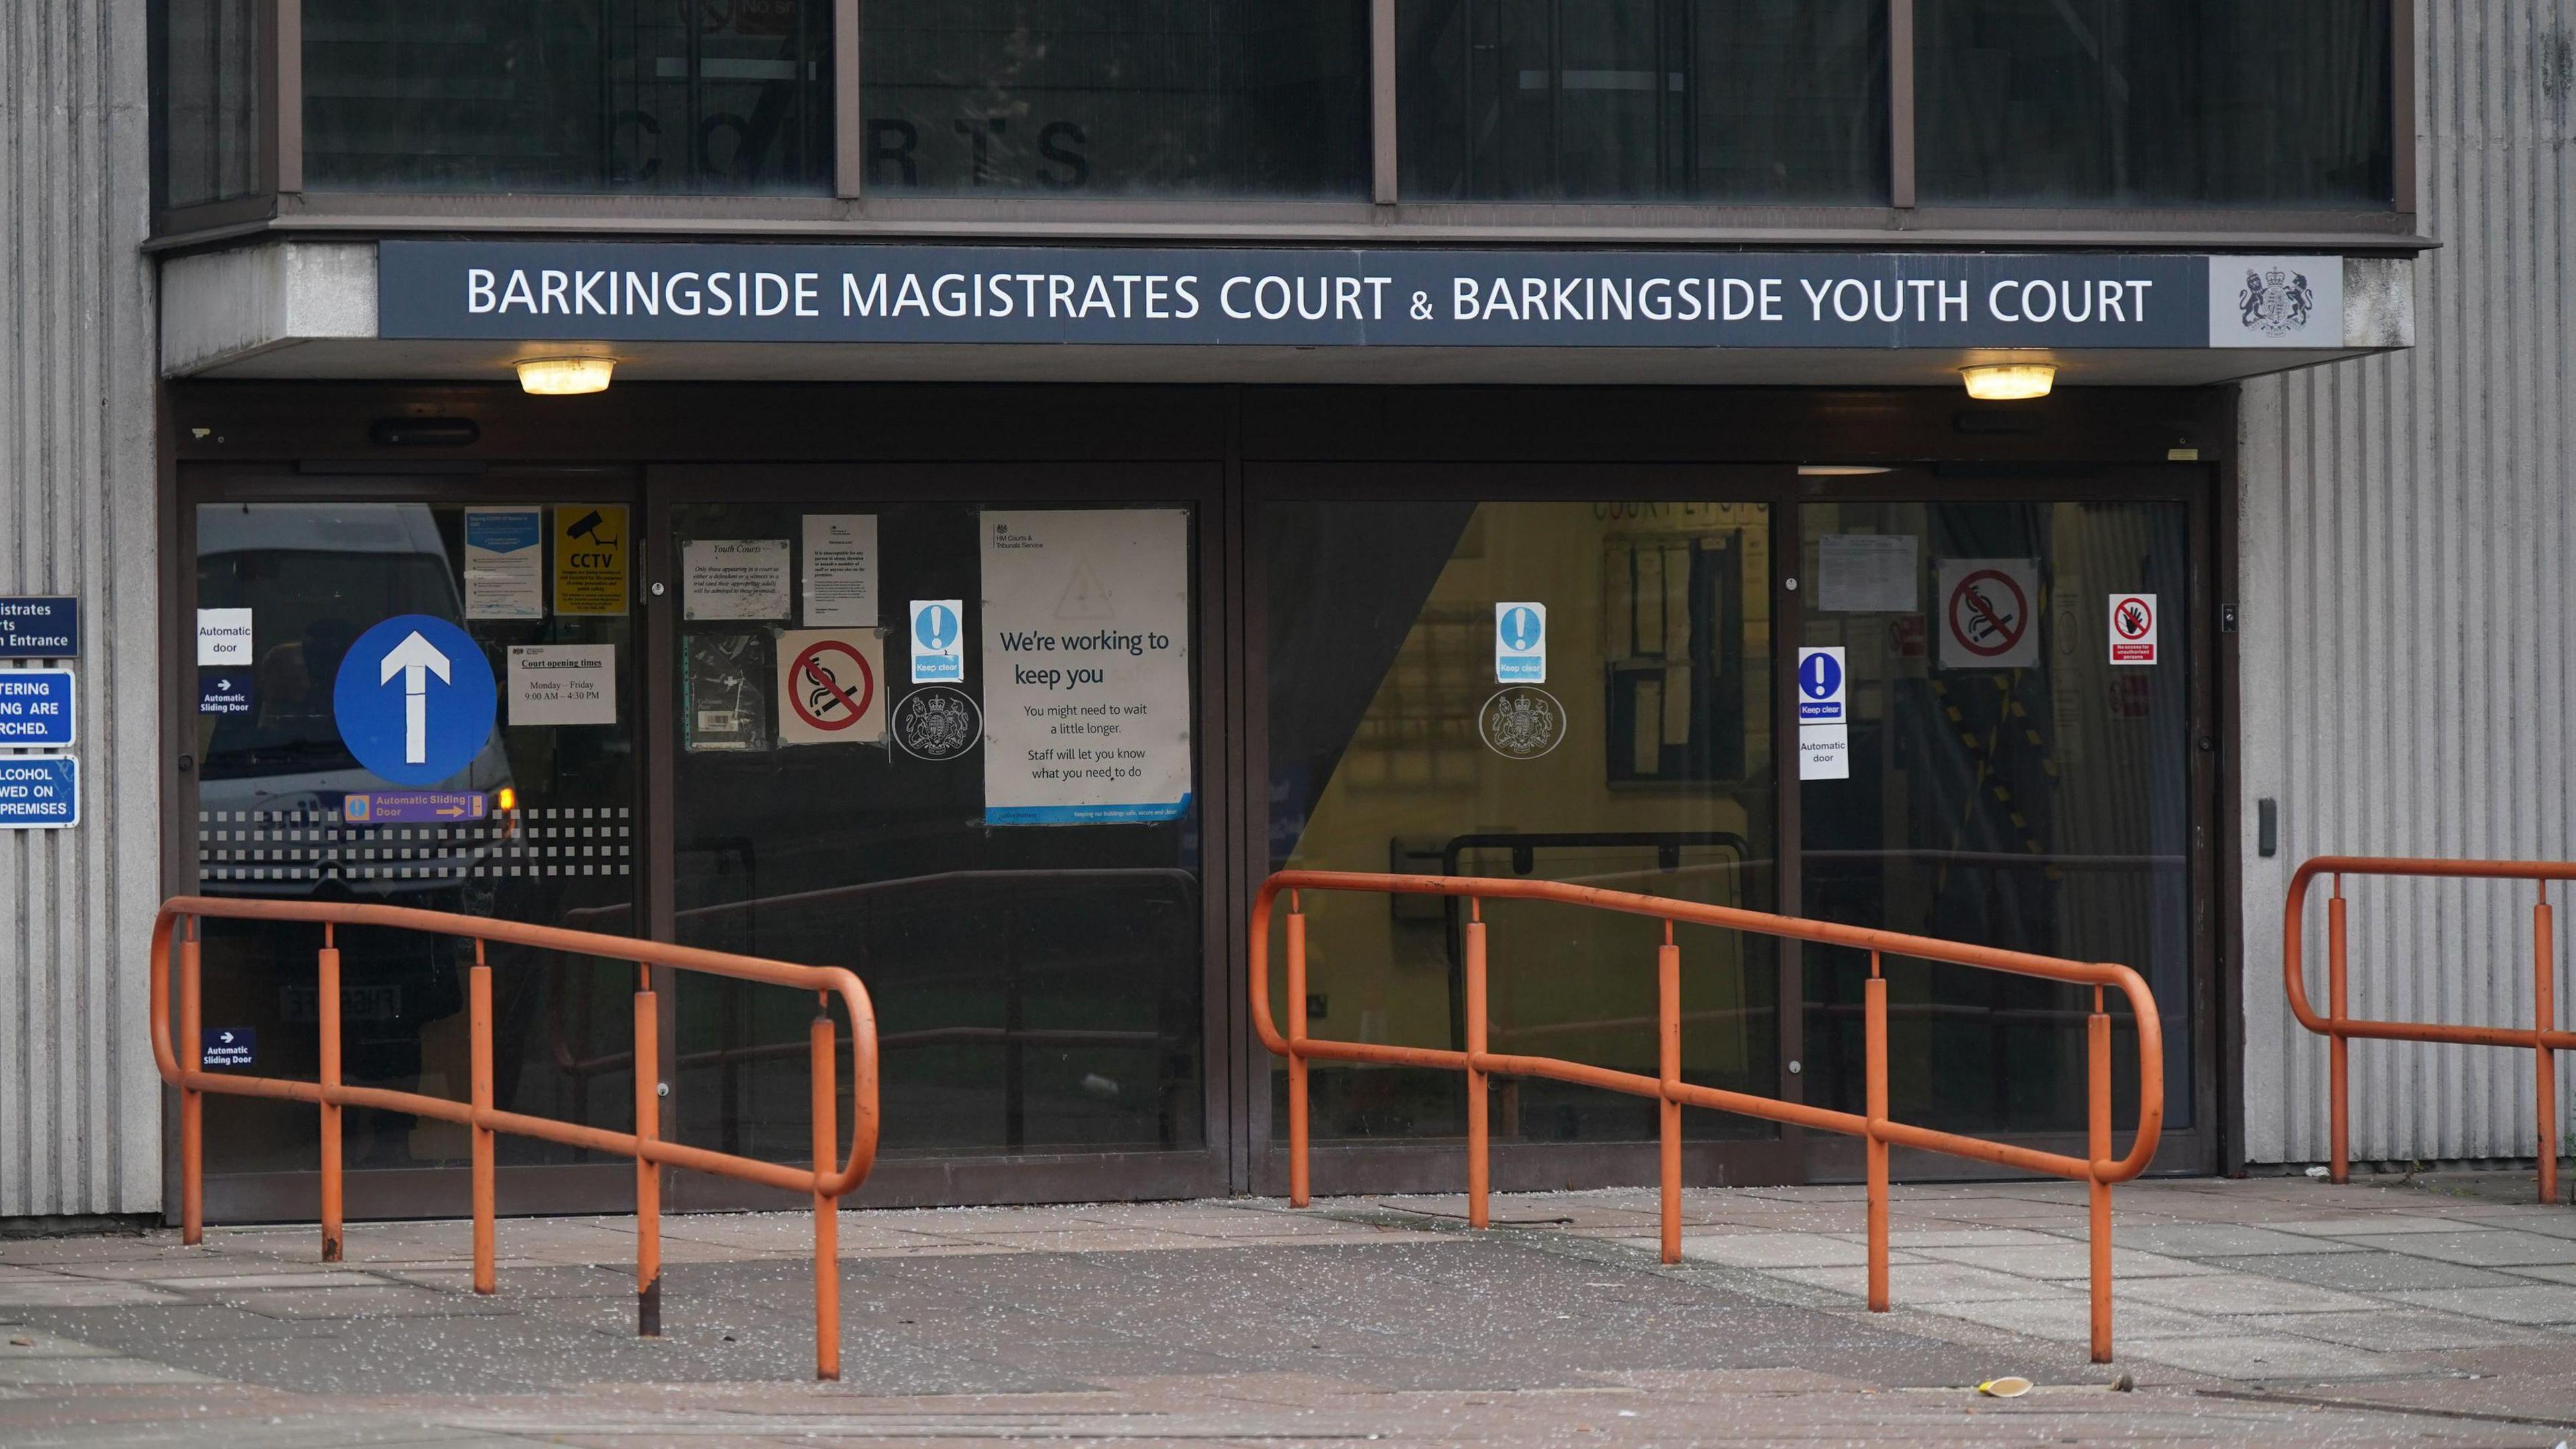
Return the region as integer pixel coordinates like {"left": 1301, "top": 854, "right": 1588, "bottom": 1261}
{"left": 2109, "top": 593, "right": 2159, "bottom": 665}
{"left": 775, "top": 629, "right": 885, "bottom": 745}
{"left": 1937, "top": 559, "right": 2040, "bottom": 669}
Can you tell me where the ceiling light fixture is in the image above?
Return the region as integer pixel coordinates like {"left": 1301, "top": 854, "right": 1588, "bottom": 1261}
{"left": 516, "top": 357, "right": 615, "bottom": 395}
{"left": 1797, "top": 465, "right": 1894, "bottom": 476}
{"left": 1960, "top": 363, "right": 2055, "bottom": 400}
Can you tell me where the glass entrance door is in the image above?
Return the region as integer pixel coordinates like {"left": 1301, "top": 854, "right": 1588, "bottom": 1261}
{"left": 1795, "top": 487, "right": 2204, "bottom": 1164}
{"left": 1253, "top": 474, "right": 1790, "bottom": 1192}
{"left": 649, "top": 468, "right": 1226, "bottom": 1205}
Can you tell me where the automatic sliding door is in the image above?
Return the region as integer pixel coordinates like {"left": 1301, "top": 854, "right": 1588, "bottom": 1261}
{"left": 1796, "top": 496, "right": 2196, "bottom": 1150}
{"left": 659, "top": 492, "right": 1208, "bottom": 1177}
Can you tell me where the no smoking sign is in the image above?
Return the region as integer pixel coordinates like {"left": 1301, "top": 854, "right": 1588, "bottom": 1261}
{"left": 1936, "top": 559, "right": 2039, "bottom": 669}
{"left": 2109, "top": 593, "right": 2159, "bottom": 665}
{"left": 775, "top": 629, "right": 886, "bottom": 745}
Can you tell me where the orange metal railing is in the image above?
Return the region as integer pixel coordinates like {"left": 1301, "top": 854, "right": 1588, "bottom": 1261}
{"left": 149, "top": 896, "right": 879, "bottom": 1381}
{"left": 2284, "top": 857, "right": 2573, "bottom": 1204}
{"left": 1252, "top": 871, "right": 2164, "bottom": 1364}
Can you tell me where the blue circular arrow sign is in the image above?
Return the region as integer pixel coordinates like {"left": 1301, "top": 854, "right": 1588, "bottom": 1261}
{"left": 1799, "top": 650, "right": 1842, "bottom": 700}
{"left": 333, "top": 614, "right": 497, "bottom": 786}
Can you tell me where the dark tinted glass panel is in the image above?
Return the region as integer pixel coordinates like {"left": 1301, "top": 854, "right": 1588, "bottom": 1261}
{"left": 861, "top": 1, "right": 1370, "bottom": 197}
{"left": 304, "top": 1, "right": 832, "bottom": 193}
{"left": 668, "top": 499, "right": 1204, "bottom": 1160}
{"left": 155, "top": 0, "right": 262, "bottom": 209}
{"left": 190, "top": 500, "right": 641, "bottom": 1177}
{"left": 1798, "top": 498, "right": 2192, "bottom": 1136}
{"left": 1399, "top": 0, "right": 1887, "bottom": 202}
{"left": 1265, "top": 499, "right": 1778, "bottom": 1144}
{"left": 1919, "top": 0, "right": 2393, "bottom": 207}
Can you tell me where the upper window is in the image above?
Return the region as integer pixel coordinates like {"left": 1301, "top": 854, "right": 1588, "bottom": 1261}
{"left": 861, "top": 1, "right": 1372, "bottom": 197}
{"left": 302, "top": 0, "right": 833, "bottom": 193}
{"left": 1918, "top": 0, "right": 2394, "bottom": 209}
{"left": 1397, "top": 0, "right": 1889, "bottom": 203}
{"left": 154, "top": 0, "right": 264, "bottom": 211}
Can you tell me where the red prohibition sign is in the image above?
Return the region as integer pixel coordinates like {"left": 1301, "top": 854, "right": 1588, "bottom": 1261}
{"left": 1947, "top": 569, "right": 2030, "bottom": 657}
{"left": 2113, "top": 596, "right": 2154, "bottom": 640}
{"left": 788, "top": 639, "right": 875, "bottom": 731}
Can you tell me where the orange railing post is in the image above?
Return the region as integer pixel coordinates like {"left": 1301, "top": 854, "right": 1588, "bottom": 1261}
{"left": 1657, "top": 921, "right": 1680, "bottom": 1267}
{"left": 318, "top": 923, "right": 343, "bottom": 1264}
{"left": 2086, "top": 987, "right": 2112, "bottom": 1364}
{"left": 180, "top": 918, "right": 203, "bottom": 1247}
{"left": 148, "top": 894, "right": 879, "bottom": 1377}
{"left": 1864, "top": 955, "right": 1889, "bottom": 1313}
{"left": 633, "top": 970, "right": 661, "bottom": 1337}
{"left": 810, "top": 1002, "right": 841, "bottom": 1383}
{"left": 2285, "top": 858, "right": 2576, "bottom": 1208}
{"left": 1247, "top": 869, "right": 2164, "bottom": 1362}
{"left": 2328, "top": 879, "right": 2349, "bottom": 1185}
{"left": 469, "top": 943, "right": 496, "bottom": 1295}
{"left": 1286, "top": 894, "right": 1309, "bottom": 1209}
{"left": 1464, "top": 900, "right": 1490, "bottom": 1231}
{"left": 2537, "top": 888, "right": 2557, "bottom": 1207}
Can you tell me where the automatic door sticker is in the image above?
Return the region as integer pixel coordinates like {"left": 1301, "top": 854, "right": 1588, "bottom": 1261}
{"left": 1480, "top": 686, "right": 1566, "bottom": 759}
{"left": 776, "top": 629, "right": 885, "bottom": 745}
{"left": 682, "top": 632, "right": 769, "bottom": 752}
{"left": 1936, "top": 559, "right": 2040, "bottom": 669}
{"left": 894, "top": 686, "right": 982, "bottom": 761}
{"left": 2108, "top": 593, "right": 2158, "bottom": 665}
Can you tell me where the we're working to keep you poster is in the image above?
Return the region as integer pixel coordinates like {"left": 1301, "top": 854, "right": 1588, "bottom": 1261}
{"left": 981, "top": 508, "right": 1192, "bottom": 826}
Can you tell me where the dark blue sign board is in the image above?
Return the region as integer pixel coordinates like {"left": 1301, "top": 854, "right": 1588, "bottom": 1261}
{"left": 0, "top": 755, "right": 76, "bottom": 828}
{"left": 199, "top": 670, "right": 255, "bottom": 716}
{"left": 382, "top": 241, "right": 2224, "bottom": 350}
{"left": 0, "top": 669, "right": 73, "bottom": 747}
{"left": 331, "top": 614, "right": 498, "bottom": 786}
{"left": 201, "top": 1027, "right": 255, "bottom": 1069}
{"left": 0, "top": 597, "right": 77, "bottom": 658}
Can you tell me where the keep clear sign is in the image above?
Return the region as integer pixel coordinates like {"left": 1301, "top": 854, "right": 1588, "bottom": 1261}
{"left": 982, "top": 509, "right": 1191, "bottom": 826}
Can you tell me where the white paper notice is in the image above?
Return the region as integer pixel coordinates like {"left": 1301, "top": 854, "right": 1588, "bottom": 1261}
{"left": 463, "top": 508, "right": 544, "bottom": 620}
{"left": 683, "top": 539, "right": 791, "bottom": 621}
{"left": 196, "top": 608, "right": 252, "bottom": 666}
{"left": 1816, "top": 534, "right": 1917, "bottom": 613}
{"left": 981, "top": 508, "right": 1193, "bottom": 826}
{"left": 802, "top": 515, "right": 879, "bottom": 627}
{"left": 508, "top": 644, "right": 616, "bottom": 726}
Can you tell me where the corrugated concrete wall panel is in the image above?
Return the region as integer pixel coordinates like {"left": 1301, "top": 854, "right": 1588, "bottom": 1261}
{"left": 1, "top": 0, "right": 163, "bottom": 1214}
{"left": 2241, "top": 0, "right": 2576, "bottom": 1165}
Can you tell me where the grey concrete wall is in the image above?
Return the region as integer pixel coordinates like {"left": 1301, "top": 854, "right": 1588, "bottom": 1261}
{"left": 2239, "top": 0, "right": 2576, "bottom": 1165}
{"left": 1, "top": 0, "right": 164, "bottom": 1214}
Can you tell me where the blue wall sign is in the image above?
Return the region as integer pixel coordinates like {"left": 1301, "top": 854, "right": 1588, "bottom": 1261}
{"left": 0, "top": 597, "right": 77, "bottom": 658}
{"left": 380, "top": 242, "right": 2255, "bottom": 350}
{"left": 332, "top": 615, "right": 497, "bottom": 786}
{"left": 0, "top": 669, "right": 74, "bottom": 747}
{"left": 0, "top": 755, "right": 77, "bottom": 828}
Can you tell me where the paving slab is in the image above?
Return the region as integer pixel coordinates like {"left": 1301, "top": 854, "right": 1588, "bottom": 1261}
{"left": 2384, "top": 1284, "right": 2576, "bottom": 1324}
{"left": 2373, "top": 1229, "right": 2576, "bottom": 1268}
{"left": 2119, "top": 1273, "right": 2386, "bottom": 1316}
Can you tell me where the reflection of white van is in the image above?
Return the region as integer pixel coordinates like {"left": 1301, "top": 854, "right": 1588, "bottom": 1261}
{"left": 195, "top": 502, "right": 512, "bottom": 900}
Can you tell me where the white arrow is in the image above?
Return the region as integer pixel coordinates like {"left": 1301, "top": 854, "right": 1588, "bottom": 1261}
{"left": 378, "top": 631, "right": 453, "bottom": 765}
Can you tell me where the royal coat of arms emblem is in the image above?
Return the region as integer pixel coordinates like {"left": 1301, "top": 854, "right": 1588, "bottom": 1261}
{"left": 893, "top": 686, "right": 982, "bottom": 761}
{"left": 2237, "top": 266, "right": 2317, "bottom": 337}
{"left": 1479, "top": 687, "right": 1565, "bottom": 759}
